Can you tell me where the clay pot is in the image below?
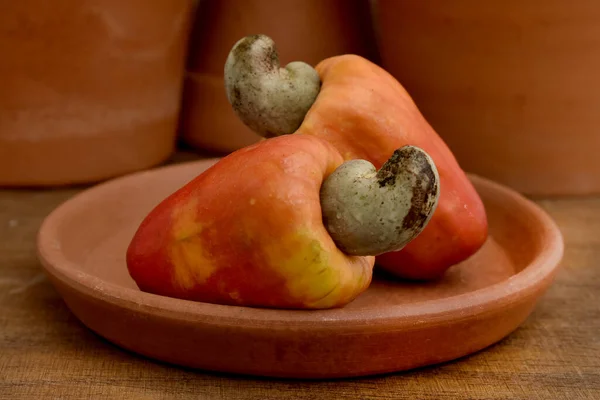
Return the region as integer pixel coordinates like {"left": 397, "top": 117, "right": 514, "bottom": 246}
{"left": 180, "top": 0, "right": 377, "bottom": 154}
{"left": 375, "top": 0, "right": 600, "bottom": 196}
{"left": 0, "top": 0, "right": 195, "bottom": 186}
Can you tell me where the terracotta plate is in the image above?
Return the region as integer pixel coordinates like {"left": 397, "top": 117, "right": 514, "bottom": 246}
{"left": 37, "top": 159, "right": 564, "bottom": 379}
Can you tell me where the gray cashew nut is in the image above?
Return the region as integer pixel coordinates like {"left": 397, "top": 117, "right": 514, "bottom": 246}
{"left": 224, "top": 34, "right": 321, "bottom": 138}
{"left": 320, "top": 146, "right": 440, "bottom": 256}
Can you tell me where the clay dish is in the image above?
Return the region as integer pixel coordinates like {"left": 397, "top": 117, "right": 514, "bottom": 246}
{"left": 37, "top": 160, "right": 564, "bottom": 379}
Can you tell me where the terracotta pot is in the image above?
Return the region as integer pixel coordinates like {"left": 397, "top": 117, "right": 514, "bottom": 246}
{"left": 375, "top": 0, "right": 600, "bottom": 196}
{"left": 180, "top": 0, "right": 377, "bottom": 154}
{"left": 0, "top": 0, "right": 195, "bottom": 187}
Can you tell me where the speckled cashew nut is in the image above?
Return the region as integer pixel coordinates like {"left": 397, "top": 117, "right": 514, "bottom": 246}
{"left": 224, "top": 34, "right": 321, "bottom": 138}
{"left": 320, "top": 146, "right": 440, "bottom": 256}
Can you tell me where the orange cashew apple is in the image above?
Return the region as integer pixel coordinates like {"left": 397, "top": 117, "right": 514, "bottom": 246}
{"left": 225, "top": 34, "right": 489, "bottom": 280}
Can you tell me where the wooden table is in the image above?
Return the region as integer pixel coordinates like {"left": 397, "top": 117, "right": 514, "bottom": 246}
{"left": 1, "top": 156, "right": 599, "bottom": 399}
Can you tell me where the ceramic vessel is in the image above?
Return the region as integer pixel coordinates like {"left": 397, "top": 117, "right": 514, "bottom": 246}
{"left": 37, "top": 159, "right": 563, "bottom": 378}
{"left": 0, "top": 0, "right": 195, "bottom": 186}
{"left": 375, "top": 0, "right": 600, "bottom": 195}
{"left": 180, "top": 0, "right": 377, "bottom": 153}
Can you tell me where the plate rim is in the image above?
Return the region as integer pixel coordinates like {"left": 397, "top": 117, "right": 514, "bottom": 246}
{"left": 36, "top": 159, "right": 565, "bottom": 330}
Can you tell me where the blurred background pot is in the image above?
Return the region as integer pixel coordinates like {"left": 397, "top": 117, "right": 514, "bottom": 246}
{"left": 180, "top": 0, "right": 377, "bottom": 154}
{"left": 0, "top": 0, "right": 195, "bottom": 186}
{"left": 375, "top": 0, "right": 600, "bottom": 196}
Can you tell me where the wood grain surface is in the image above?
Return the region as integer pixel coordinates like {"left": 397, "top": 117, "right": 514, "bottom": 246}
{"left": 1, "top": 154, "right": 598, "bottom": 399}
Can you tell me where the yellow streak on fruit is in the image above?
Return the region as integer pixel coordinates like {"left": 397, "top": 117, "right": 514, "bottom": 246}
{"left": 261, "top": 228, "right": 367, "bottom": 309}
{"left": 168, "top": 197, "right": 216, "bottom": 290}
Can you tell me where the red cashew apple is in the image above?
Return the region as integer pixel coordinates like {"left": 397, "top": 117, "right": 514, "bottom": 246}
{"left": 126, "top": 134, "right": 440, "bottom": 309}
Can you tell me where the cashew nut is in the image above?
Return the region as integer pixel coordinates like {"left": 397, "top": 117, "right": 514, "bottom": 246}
{"left": 320, "top": 146, "right": 440, "bottom": 256}
{"left": 224, "top": 34, "right": 321, "bottom": 138}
